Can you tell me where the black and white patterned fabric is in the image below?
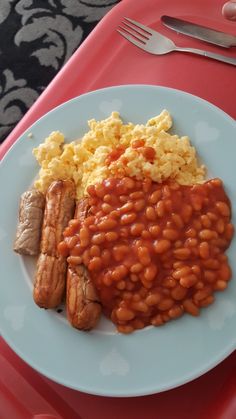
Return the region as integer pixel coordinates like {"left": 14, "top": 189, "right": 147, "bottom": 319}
{"left": 0, "top": 0, "right": 120, "bottom": 143}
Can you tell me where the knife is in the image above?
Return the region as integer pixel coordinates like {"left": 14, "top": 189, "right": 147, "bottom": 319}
{"left": 161, "top": 15, "right": 236, "bottom": 48}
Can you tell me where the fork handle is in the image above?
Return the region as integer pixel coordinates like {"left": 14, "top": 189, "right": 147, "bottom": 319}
{"left": 176, "top": 47, "right": 236, "bottom": 66}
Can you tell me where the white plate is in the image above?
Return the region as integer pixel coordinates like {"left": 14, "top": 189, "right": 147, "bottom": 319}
{"left": 0, "top": 85, "right": 235, "bottom": 396}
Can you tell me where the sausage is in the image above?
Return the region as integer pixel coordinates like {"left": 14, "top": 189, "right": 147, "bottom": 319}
{"left": 14, "top": 189, "right": 45, "bottom": 255}
{"left": 33, "top": 180, "right": 75, "bottom": 308}
{"left": 67, "top": 265, "right": 102, "bottom": 331}
{"left": 66, "top": 197, "right": 102, "bottom": 330}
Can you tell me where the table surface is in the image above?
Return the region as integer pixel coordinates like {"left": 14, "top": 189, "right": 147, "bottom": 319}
{"left": 0, "top": 0, "right": 236, "bottom": 417}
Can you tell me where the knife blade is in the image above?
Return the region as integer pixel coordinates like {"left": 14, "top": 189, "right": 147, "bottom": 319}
{"left": 161, "top": 15, "right": 236, "bottom": 48}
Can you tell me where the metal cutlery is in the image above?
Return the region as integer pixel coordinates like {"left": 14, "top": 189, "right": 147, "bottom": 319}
{"left": 117, "top": 17, "right": 236, "bottom": 66}
{"left": 161, "top": 15, "right": 236, "bottom": 48}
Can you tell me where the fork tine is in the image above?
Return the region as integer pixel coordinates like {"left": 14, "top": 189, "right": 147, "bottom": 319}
{"left": 118, "top": 24, "right": 147, "bottom": 43}
{"left": 121, "top": 20, "right": 149, "bottom": 40}
{"left": 117, "top": 29, "right": 147, "bottom": 51}
{"left": 124, "top": 17, "right": 154, "bottom": 36}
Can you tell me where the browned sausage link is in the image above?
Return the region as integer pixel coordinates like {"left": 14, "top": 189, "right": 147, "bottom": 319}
{"left": 33, "top": 180, "right": 75, "bottom": 308}
{"left": 67, "top": 265, "right": 102, "bottom": 330}
{"left": 40, "top": 180, "right": 75, "bottom": 256}
{"left": 34, "top": 254, "right": 67, "bottom": 308}
{"left": 14, "top": 189, "right": 45, "bottom": 255}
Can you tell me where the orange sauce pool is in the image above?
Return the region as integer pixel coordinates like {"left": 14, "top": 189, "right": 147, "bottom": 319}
{"left": 59, "top": 177, "right": 234, "bottom": 333}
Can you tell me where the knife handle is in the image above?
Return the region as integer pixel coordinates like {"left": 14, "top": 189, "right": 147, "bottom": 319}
{"left": 176, "top": 47, "right": 236, "bottom": 66}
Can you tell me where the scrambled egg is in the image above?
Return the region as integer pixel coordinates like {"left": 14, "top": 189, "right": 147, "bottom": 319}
{"left": 33, "top": 110, "right": 205, "bottom": 199}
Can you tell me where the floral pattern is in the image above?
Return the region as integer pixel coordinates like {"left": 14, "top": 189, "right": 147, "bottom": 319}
{"left": 0, "top": 0, "right": 120, "bottom": 143}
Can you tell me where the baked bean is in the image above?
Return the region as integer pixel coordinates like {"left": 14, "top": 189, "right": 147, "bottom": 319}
{"left": 88, "top": 224, "right": 97, "bottom": 232}
{"left": 120, "top": 202, "right": 134, "bottom": 213}
{"left": 225, "top": 223, "right": 234, "bottom": 240}
{"left": 168, "top": 305, "right": 183, "bottom": 319}
{"left": 171, "top": 285, "right": 188, "bottom": 300}
{"left": 98, "top": 218, "right": 118, "bottom": 231}
{"left": 70, "top": 243, "right": 83, "bottom": 256}
{"left": 111, "top": 265, "right": 128, "bottom": 281}
{"left": 172, "top": 213, "right": 184, "bottom": 229}
{"left": 116, "top": 280, "right": 126, "bottom": 290}
{"left": 204, "top": 270, "right": 216, "bottom": 283}
{"left": 120, "top": 212, "right": 137, "bottom": 225}
{"left": 207, "top": 211, "right": 218, "bottom": 221}
{"left": 95, "top": 183, "right": 106, "bottom": 198}
{"left": 149, "top": 225, "right": 161, "bottom": 237}
{"left": 134, "top": 199, "right": 145, "bottom": 212}
{"left": 101, "top": 203, "right": 113, "bottom": 214}
{"left": 88, "top": 257, "right": 103, "bottom": 271}
{"left": 142, "top": 178, "right": 152, "bottom": 192}
{"left": 105, "top": 231, "right": 119, "bottom": 242}
{"left": 137, "top": 246, "right": 151, "bottom": 266}
{"left": 173, "top": 248, "right": 191, "bottom": 260}
{"left": 130, "top": 191, "right": 144, "bottom": 200}
{"left": 101, "top": 249, "right": 111, "bottom": 265}
{"left": 132, "top": 301, "right": 149, "bottom": 312}
{"left": 79, "top": 227, "right": 90, "bottom": 247}
{"left": 199, "top": 241, "right": 210, "bottom": 259}
{"left": 154, "top": 239, "right": 171, "bottom": 254}
{"left": 185, "top": 228, "right": 197, "bottom": 238}
{"left": 66, "top": 235, "right": 79, "bottom": 249}
{"left": 130, "top": 263, "right": 143, "bottom": 273}
{"left": 162, "top": 229, "right": 179, "bottom": 241}
{"left": 181, "top": 204, "right": 192, "bottom": 222}
{"left": 162, "top": 277, "right": 177, "bottom": 288}
{"left": 113, "top": 244, "right": 129, "bottom": 261}
{"left": 203, "top": 259, "right": 220, "bottom": 269}
{"left": 122, "top": 177, "right": 136, "bottom": 190}
{"left": 130, "top": 223, "right": 145, "bottom": 236}
{"left": 151, "top": 314, "right": 164, "bottom": 326}
{"left": 117, "top": 325, "right": 134, "bottom": 334}
{"left": 103, "top": 194, "right": 113, "bottom": 203}
{"left": 158, "top": 298, "right": 174, "bottom": 311}
{"left": 67, "top": 255, "right": 82, "bottom": 265}
{"left": 219, "top": 264, "right": 231, "bottom": 281}
{"left": 141, "top": 230, "right": 151, "bottom": 240}
{"left": 102, "top": 272, "right": 112, "bottom": 286}
{"left": 172, "top": 266, "right": 191, "bottom": 279}
{"left": 216, "top": 201, "right": 230, "bottom": 217}
{"left": 191, "top": 195, "right": 203, "bottom": 211}
{"left": 183, "top": 299, "right": 199, "bottom": 316}
{"left": 199, "top": 229, "right": 216, "bottom": 240}
{"left": 58, "top": 240, "right": 70, "bottom": 257}
{"left": 146, "top": 206, "right": 156, "bottom": 221}
{"left": 185, "top": 238, "right": 198, "bottom": 248}
{"left": 200, "top": 215, "right": 212, "bottom": 228}
{"left": 130, "top": 274, "right": 139, "bottom": 282}
{"left": 193, "top": 287, "right": 211, "bottom": 302}
{"left": 90, "top": 245, "right": 100, "bottom": 257}
{"left": 173, "top": 261, "right": 185, "bottom": 269}
{"left": 216, "top": 219, "right": 225, "bottom": 234}
{"left": 192, "top": 265, "right": 201, "bottom": 276}
{"left": 149, "top": 190, "right": 162, "bottom": 204}
{"left": 174, "top": 240, "right": 182, "bottom": 249}
{"left": 82, "top": 249, "right": 90, "bottom": 265}
{"left": 193, "top": 220, "right": 202, "bottom": 230}
{"left": 199, "top": 295, "right": 214, "bottom": 307}
{"left": 164, "top": 199, "right": 173, "bottom": 212}
{"left": 119, "top": 195, "right": 129, "bottom": 203}
{"left": 145, "top": 293, "right": 161, "bottom": 306}
{"left": 180, "top": 274, "right": 198, "bottom": 288}
{"left": 144, "top": 265, "right": 157, "bottom": 281}
{"left": 116, "top": 307, "right": 135, "bottom": 321}
{"left": 120, "top": 227, "right": 129, "bottom": 239}
{"left": 92, "top": 232, "right": 105, "bottom": 245}
{"left": 84, "top": 216, "right": 96, "bottom": 227}
{"left": 156, "top": 201, "right": 165, "bottom": 217}
{"left": 215, "top": 280, "right": 228, "bottom": 291}
{"left": 131, "top": 319, "right": 145, "bottom": 330}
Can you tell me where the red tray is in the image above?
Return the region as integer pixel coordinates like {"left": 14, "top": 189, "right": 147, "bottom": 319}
{"left": 1, "top": 0, "right": 236, "bottom": 417}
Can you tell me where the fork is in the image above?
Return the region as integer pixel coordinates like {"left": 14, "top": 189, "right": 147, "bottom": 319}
{"left": 117, "top": 17, "right": 236, "bottom": 66}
